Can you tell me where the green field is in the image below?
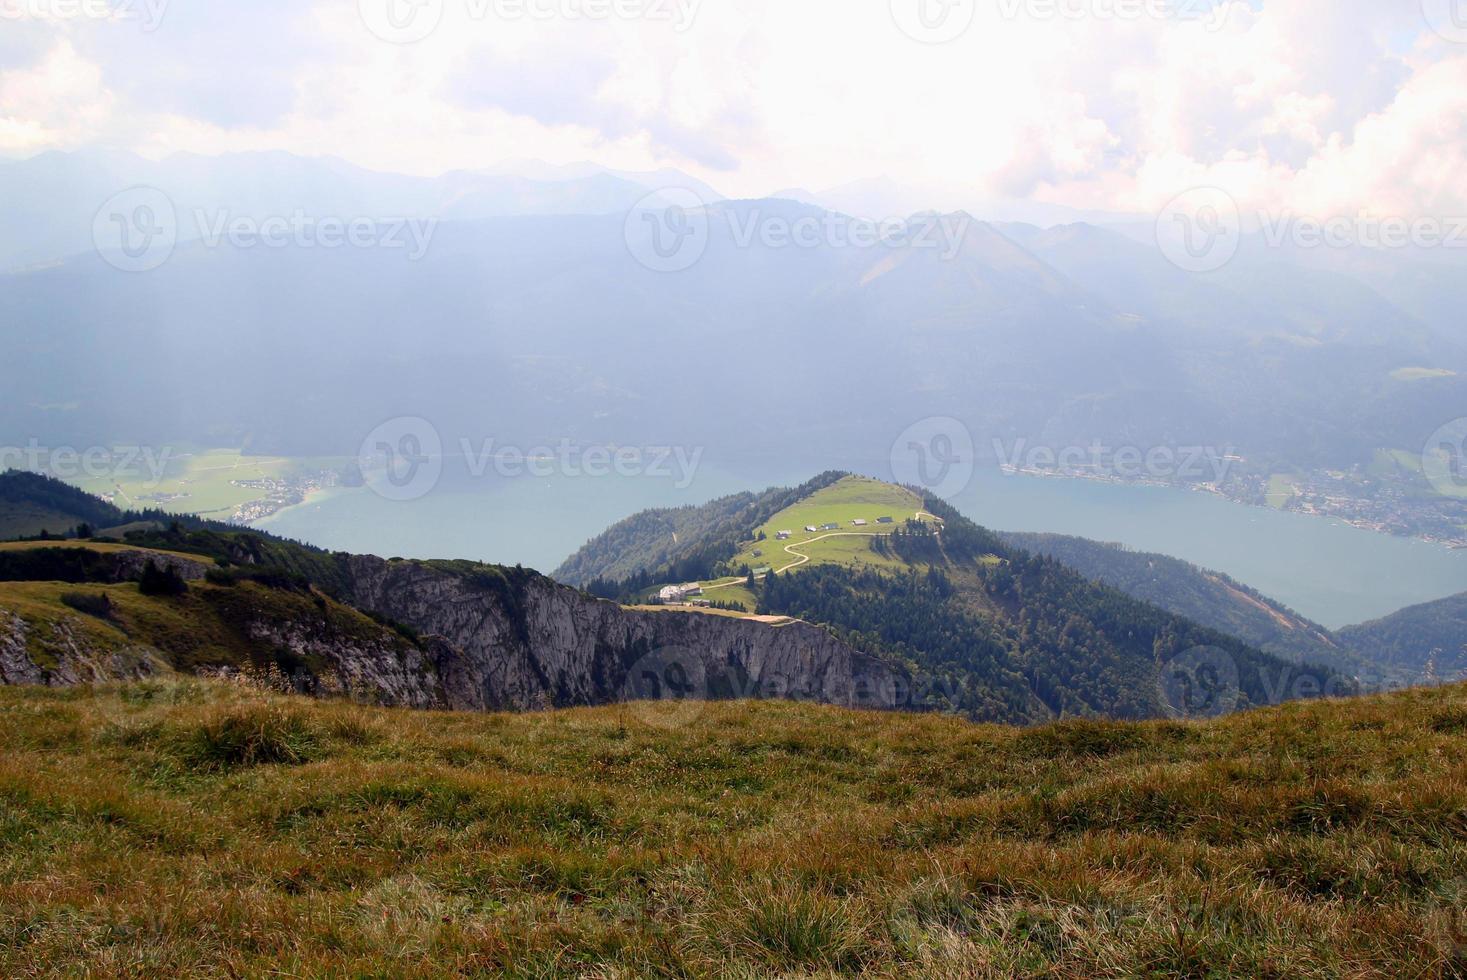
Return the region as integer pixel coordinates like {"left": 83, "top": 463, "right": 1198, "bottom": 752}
{"left": 59, "top": 449, "right": 323, "bottom": 520}
{"left": 1265, "top": 474, "right": 1298, "bottom": 509}
{"left": 0, "top": 679, "right": 1464, "bottom": 976}
{"left": 717, "top": 476, "right": 931, "bottom": 581}
{"left": 1390, "top": 366, "right": 1459, "bottom": 383}
{"left": 0, "top": 540, "right": 216, "bottom": 565}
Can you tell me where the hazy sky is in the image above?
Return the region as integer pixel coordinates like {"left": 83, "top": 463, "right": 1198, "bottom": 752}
{"left": 3, "top": 0, "right": 1466, "bottom": 217}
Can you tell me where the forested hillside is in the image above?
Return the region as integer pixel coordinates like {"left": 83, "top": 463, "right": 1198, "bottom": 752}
{"left": 1339, "top": 592, "right": 1467, "bottom": 681}
{"left": 999, "top": 531, "right": 1376, "bottom": 677}
{"left": 757, "top": 498, "right": 1348, "bottom": 723}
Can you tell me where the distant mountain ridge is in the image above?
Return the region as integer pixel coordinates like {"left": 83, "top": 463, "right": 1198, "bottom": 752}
{"left": 997, "top": 531, "right": 1383, "bottom": 679}
{"left": 1339, "top": 593, "right": 1467, "bottom": 682}
{"left": 7, "top": 156, "right": 1462, "bottom": 475}
{"left": 0, "top": 149, "right": 722, "bottom": 272}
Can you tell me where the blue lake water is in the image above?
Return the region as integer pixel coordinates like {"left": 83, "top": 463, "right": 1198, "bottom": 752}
{"left": 259, "top": 462, "right": 1467, "bottom": 630}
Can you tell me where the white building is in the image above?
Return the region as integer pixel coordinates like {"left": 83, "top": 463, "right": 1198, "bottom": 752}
{"left": 657, "top": 583, "right": 704, "bottom": 603}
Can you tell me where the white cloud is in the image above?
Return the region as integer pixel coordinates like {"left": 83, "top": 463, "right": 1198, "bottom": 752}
{"left": 0, "top": 38, "right": 113, "bottom": 152}
{"left": 3, "top": 0, "right": 1465, "bottom": 221}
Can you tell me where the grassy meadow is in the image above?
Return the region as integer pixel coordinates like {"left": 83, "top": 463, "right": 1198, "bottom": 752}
{"left": 703, "top": 477, "right": 933, "bottom": 590}
{"left": 1, "top": 678, "right": 1465, "bottom": 977}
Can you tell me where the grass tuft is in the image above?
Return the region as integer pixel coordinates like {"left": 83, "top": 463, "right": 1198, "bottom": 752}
{"left": 724, "top": 881, "right": 867, "bottom": 969}
{"left": 177, "top": 703, "right": 320, "bottom": 771}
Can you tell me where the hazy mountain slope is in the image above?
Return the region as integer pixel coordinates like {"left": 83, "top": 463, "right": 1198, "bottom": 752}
{"left": 1337, "top": 592, "right": 1467, "bottom": 681}
{"left": 0, "top": 470, "right": 131, "bottom": 539}
{"left": 998, "top": 531, "right": 1372, "bottom": 676}
{"left": 0, "top": 149, "right": 722, "bottom": 271}
{"left": 7, "top": 193, "right": 1461, "bottom": 472}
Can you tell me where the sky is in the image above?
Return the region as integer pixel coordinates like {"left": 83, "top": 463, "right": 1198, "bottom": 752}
{"left": 2, "top": 0, "right": 1467, "bottom": 219}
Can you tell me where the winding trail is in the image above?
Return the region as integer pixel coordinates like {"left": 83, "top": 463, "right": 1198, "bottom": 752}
{"left": 704, "top": 511, "right": 938, "bottom": 589}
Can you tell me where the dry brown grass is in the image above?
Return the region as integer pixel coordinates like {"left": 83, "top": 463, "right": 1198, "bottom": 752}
{"left": 0, "top": 679, "right": 1464, "bottom": 977}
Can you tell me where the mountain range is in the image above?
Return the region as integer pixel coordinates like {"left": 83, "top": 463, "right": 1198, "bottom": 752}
{"left": 4, "top": 150, "right": 1465, "bottom": 481}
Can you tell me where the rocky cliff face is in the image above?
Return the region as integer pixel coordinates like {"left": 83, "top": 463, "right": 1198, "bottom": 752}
{"left": 0, "top": 612, "right": 165, "bottom": 687}
{"left": 338, "top": 556, "right": 905, "bottom": 713}
{"left": 0, "top": 552, "right": 906, "bottom": 717}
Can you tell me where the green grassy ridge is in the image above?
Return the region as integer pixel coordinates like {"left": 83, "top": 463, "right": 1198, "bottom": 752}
{"left": 555, "top": 471, "right": 850, "bottom": 591}
{"left": 0, "top": 574, "right": 418, "bottom": 681}
{"left": 0, "top": 680, "right": 1463, "bottom": 976}
{"left": 717, "top": 475, "right": 930, "bottom": 580}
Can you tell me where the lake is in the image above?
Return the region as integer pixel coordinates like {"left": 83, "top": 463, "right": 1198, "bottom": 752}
{"left": 259, "top": 461, "right": 1467, "bottom": 630}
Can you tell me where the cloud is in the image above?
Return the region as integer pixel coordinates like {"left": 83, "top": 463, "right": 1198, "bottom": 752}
{"left": 2, "top": 0, "right": 1464, "bottom": 220}
{"left": 0, "top": 38, "right": 114, "bottom": 153}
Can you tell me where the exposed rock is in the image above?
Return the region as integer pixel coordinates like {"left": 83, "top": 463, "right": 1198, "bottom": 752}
{"left": 108, "top": 549, "right": 209, "bottom": 583}
{"left": 0, "top": 612, "right": 164, "bottom": 686}
{"left": 339, "top": 556, "right": 905, "bottom": 713}
{"left": 241, "top": 618, "right": 445, "bottom": 709}
{"left": 0, "top": 553, "right": 906, "bottom": 717}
